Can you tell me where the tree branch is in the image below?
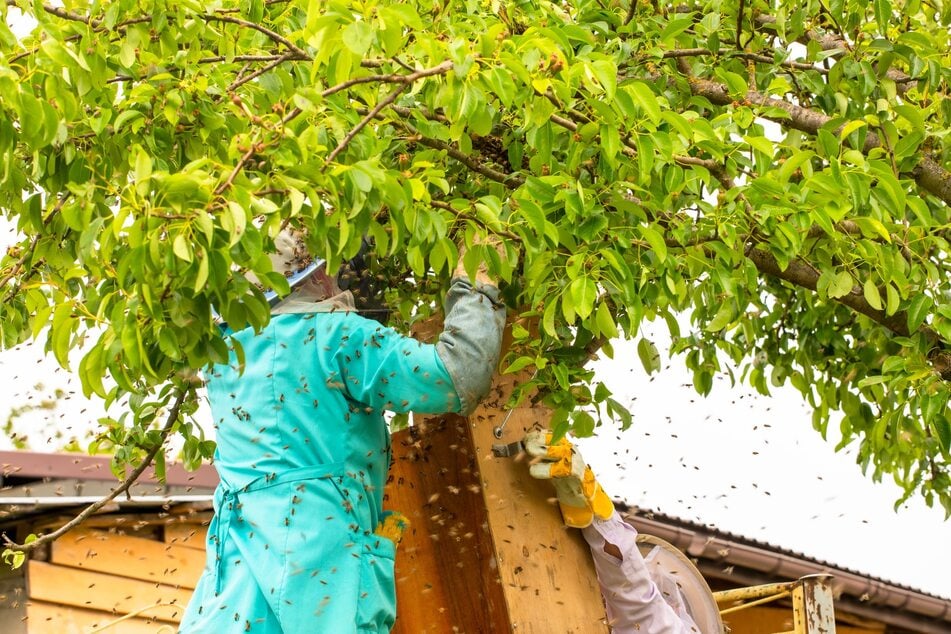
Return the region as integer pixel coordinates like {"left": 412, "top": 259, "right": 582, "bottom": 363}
{"left": 216, "top": 143, "right": 260, "bottom": 196}
{"left": 410, "top": 131, "right": 525, "bottom": 187}
{"left": 321, "top": 60, "right": 454, "bottom": 97}
{"left": 228, "top": 53, "right": 294, "bottom": 91}
{"left": 431, "top": 200, "right": 521, "bottom": 241}
{"left": 2, "top": 387, "right": 188, "bottom": 553}
{"left": 663, "top": 47, "right": 829, "bottom": 74}
{"left": 203, "top": 14, "right": 309, "bottom": 60}
{"left": 745, "top": 245, "right": 942, "bottom": 346}
{"left": 754, "top": 15, "right": 916, "bottom": 90}
{"left": 688, "top": 78, "right": 951, "bottom": 206}
{"left": 324, "top": 85, "right": 408, "bottom": 167}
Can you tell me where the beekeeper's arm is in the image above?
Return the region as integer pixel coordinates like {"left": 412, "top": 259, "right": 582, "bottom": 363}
{"left": 524, "top": 431, "right": 696, "bottom": 634}
{"left": 338, "top": 240, "right": 506, "bottom": 416}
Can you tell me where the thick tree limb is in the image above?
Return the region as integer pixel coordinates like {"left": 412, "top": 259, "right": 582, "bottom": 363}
{"left": 746, "top": 246, "right": 947, "bottom": 374}
{"left": 688, "top": 78, "right": 951, "bottom": 206}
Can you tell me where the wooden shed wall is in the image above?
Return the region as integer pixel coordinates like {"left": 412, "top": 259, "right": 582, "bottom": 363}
{"left": 2, "top": 521, "right": 209, "bottom": 633}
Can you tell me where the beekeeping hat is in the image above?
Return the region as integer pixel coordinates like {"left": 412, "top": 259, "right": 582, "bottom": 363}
{"left": 247, "top": 229, "right": 325, "bottom": 307}
{"left": 637, "top": 534, "right": 724, "bottom": 633}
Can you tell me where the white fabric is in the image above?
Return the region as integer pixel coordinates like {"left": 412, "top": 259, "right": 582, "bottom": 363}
{"left": 582, "top": 513, "right": 699, "bottom": 633}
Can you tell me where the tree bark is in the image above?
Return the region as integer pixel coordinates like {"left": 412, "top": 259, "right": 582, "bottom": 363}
{"left": 688, "top": 79, "right": 951, "bottom": 206}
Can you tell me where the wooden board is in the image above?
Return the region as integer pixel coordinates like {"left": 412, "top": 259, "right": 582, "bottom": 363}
{"left": 721, "top": 605, "right": 885, "bottom": 634}
{"left": 27, "top": 561, "right": 191, "bottom": 623}
{"left": 51, "top": 528, "right": 204, "bottom": 590}
{"left": 468, "top": 402, "right": 608, "bottom": 634}
{"left": 386, "top": 416, "right": 509, "bottom": 634}
{"left": 0, "top": 563, "right": 26, "bottom": 633}
{"left": 163, "top": 523, "right": 208, "bottom": 551}
{"left": 385, "top": 397, "right": 607, "bottom": 632}
{"left": 25, "top": 601, "right": 174, "bottom": 634}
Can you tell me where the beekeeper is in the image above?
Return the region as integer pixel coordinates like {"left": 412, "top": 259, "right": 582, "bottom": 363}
{"left": 181, "top": 232, "right": 506, "bottom": 633}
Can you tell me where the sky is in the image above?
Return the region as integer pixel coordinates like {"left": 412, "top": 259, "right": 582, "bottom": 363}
{"left": 581, "top": 328, "right": 951, "bottom": 599}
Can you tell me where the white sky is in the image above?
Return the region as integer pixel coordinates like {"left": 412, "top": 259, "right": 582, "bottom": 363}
{"left": 582, "top": 330, "right": 951, "bottom": 599}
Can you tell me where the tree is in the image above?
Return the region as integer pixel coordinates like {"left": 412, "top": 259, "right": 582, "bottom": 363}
{"left": 0, "top": 0, "right": 949, "bottom": 555}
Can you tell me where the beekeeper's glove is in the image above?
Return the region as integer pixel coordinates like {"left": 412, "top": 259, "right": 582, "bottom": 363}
{"left": 374, "top": 511, "right": 410, "bottom": 548}
{"left": 524, "top": 430, "right": 615, "bottom": 528}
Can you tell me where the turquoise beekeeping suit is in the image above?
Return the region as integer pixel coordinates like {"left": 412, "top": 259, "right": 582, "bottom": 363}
{"left": 181, "top": 278, "right": 505, "bottom": 633}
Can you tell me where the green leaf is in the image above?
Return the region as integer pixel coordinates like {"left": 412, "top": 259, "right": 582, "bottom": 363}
{"left": 863, "top": 278, "right": 883, "bottom": 311}
{"left": 851, "top": 217, "right": 891, "bottom": 243}
{"left": 907, "top": 294, "right": 933, "bottom": 332}
{"left": 595, "top": 302, "right": 619, "bottom": 339}
{"left": 660, "top": 15, "right": 694, "bottom": 42}
{"left": 626, "top": 82, "right": 661, "bottom": 125}
{"left": 828, "top": 271, "right": 854, "bottom": 299}
{"left": 570, "top": 277, "right": 597, "bottom": 320}
{"left": 637, "top": 338, "right": 660, "bottom": 374}
{"left": 49, "top": 302, "right": 75, "bottom": 369}
{"left": 715, "top": 68, "right": 747, "bottom": 96}
{"left": 744, "top": 135, "right": 774, "bottom": 156}
{"left": 503, "top": 356, "right": 534, "bottom": 375}
{"left": 839, "top": 120, "right": 866, "bottom": 140}
{"left": 589, "top": 60, "right": 617, "bottom": 101}
{"left": 572, "top": 410, "right": 596, "bottom": 437}
{"left": 934, "top": 417, "right": 951, "bottom": 454}
{"left": 705, "top": 301, "right": 734, "bottom": 332}
{"left": 639, "top": 226, "right": 667, "bottom": 263}
{"left": 342, "top": 21, "right": 374, "bottom": 56}
{"left": 134, "top": 147, "right": 152, "bottom": 196}
{"left": 173, "top": 234, "right": 193, "bottom": 263}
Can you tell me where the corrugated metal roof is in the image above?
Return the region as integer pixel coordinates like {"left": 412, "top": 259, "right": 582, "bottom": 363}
{"left": 618, "top": 500, "right": 951, "bottom": 606}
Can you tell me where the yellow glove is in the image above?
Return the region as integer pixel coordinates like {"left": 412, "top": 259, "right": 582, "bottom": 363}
{"left": 523, "top": 430, "right": 614, "bottom": 528}
{"left": 374, "top": 511, "right": 410, "bottom": 548}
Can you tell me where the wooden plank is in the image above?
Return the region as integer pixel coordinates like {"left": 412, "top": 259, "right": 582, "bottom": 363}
{"left": 0, "top": 562, "right": 27, "bottom": 634}
{"left": 387, "top": 417, "right": 509, "bottom": 634}
{"left": 386, "top": 409, "right": 607, "bottom": 631}
{"left": 468, "top": 399, "right": 608, "bottom": 634}
{"left": 51, "top": 528, "right": 204, "bottom": 589}
{"left": 722, "top": 605, "right": 884, "bottom": 634}
{"left": 27, "top": 561, "right": 191, "bottom": 623}
{"left": 26, "top": 601, "right": 174, "bottom": 634}
{"left": 163, "top": 523, "right": 208, "bottom": 551}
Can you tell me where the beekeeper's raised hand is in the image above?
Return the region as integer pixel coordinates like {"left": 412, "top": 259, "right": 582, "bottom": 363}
{"left": 524, "top": 430, "right": 615, "bottom": 528}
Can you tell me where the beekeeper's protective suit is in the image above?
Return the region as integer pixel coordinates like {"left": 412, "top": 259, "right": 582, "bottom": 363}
{"left": 524, "top": 431, "right": 705, "bottom": 633}
{"left": 181, "top": 236, "right": 505, "bottom": 633}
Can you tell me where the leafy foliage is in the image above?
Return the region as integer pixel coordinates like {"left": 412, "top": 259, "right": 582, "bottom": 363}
{"left": 1, "top": 0, "right": 950, "bottom": 512}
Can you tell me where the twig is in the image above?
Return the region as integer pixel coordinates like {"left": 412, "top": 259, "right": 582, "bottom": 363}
{"left": 735, "top": 0, "right": 745, "bottom": 48}
{"left": 198, "top": 53, "right": 287, "bottom": 64}
{"left": 321, "top": 61, "right": 454, "bottom": 167}
{"left": 324, "top": 85, "right": 408, "bottom": 168}
{"left": 431, "top": 200, "right": 521, "bottom": 241}
{"left": 662, "top": 47, "right": 827, "bottom": 73}
{"left": 228, "top": 53, "right": 293, "bottom": 91}
{"left": 321, "top": 60, "right": 454, "bottom": 97}
{"left": 3, "top": 388, "right": 188, "bottom": 553}
{"left": 203, "top": 14, "right": 309, "bottom": 60}
{"left": 0, "top": 193, "right": 70, "bottom": 299}
{"left": 623, "top": 0, "right": 637, "bottom": 25}
{"left": 215, "top": 143, "right": 259, "bottom": 195}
